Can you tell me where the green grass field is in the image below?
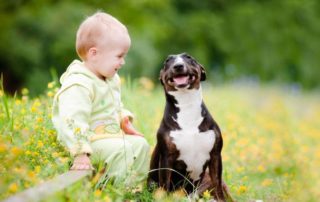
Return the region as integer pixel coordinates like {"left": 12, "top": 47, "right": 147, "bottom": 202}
{"left": 1, "top": 78, "right": 319, "bottom": 201}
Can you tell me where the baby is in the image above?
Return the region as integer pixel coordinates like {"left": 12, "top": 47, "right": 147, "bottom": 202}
{"left": 52, "top": 11, "right": 150, "bottom": 185}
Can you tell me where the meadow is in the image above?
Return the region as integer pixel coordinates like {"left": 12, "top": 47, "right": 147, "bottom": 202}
{"left": 0, "top": 78, "right": 319, "bottom": 201}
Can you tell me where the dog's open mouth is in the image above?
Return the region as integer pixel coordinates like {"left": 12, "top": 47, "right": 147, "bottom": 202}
{"left": 173, "top": 75, "right": 189, "bottom": 85}
{"left": 169, "top": 74, "right": 196, "bottom": 88}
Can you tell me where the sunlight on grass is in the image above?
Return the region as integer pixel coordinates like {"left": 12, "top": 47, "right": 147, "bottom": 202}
{"left": 0, "top": 78, "right": 319, "bottom": 201}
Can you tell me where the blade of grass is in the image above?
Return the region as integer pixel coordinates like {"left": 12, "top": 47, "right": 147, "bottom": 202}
{"left": 1, "top": 74, "right": 11, "bottom": 120}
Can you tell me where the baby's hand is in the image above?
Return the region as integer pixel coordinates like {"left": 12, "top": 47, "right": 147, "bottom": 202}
{"left": 70, "top": 154, "right": 94, "bottom": 170}
{"left": 121, "top": 116, "right": 144, "bottom": 137}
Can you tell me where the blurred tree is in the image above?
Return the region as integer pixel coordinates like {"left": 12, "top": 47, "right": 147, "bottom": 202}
{"left": 0, "top": 0, "right": 319, "bottom": 95}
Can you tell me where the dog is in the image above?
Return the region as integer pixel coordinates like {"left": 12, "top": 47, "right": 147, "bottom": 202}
{"left": 148, "top": 53, "right": 227, "bottom": 201}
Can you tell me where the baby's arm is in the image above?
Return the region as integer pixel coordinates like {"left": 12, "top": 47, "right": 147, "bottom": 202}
{"left": 121, "top": 116, "right": 143, "bottom": 136}
{"left": 115, "top": 74, "right": 143, "bottom": 136}
{"left": 56, "top": 85, "right": 95, "bottom": 170}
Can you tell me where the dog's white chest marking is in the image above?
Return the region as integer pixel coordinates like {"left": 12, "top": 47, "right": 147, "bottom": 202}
{"left": 168, "top": 89, "right": 216, "bottom": 181}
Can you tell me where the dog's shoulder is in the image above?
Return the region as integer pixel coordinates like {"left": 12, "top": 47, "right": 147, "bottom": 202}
{"left": 199, "top": 102, "right": 221, "bottom": 134}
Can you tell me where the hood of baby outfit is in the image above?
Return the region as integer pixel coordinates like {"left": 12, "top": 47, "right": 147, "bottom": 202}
{"left": 59, "top": 60, "right": 98, "bottom": 85}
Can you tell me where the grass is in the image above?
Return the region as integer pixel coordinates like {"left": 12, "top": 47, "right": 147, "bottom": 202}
{"left": 0, "top": 77, "right": 319, "bottom": 201}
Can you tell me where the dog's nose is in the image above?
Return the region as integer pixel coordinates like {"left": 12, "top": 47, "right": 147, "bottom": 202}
{"left": 173, "top": 64, "right": 184, "bottom": 71}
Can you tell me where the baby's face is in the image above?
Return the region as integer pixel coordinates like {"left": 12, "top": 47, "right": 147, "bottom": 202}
{"left": 91, "top": 31, "right": 131, "bottom": 79}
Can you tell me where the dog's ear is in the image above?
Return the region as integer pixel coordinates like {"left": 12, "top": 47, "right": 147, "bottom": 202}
{"left": 159, "top": 69, "right": 164, "bottom": 85}
{"left": 200, "top": 65, "right": 206, "bottom": 81}
{"left": 190, "top": 56, "right": 206, "bottom": 81}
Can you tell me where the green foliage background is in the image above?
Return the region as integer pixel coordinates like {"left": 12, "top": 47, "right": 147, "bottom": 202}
{"left": 1, "top": 0, "right": 320, "bottom": 94}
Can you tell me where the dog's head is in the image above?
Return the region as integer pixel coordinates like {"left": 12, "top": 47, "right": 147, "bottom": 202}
{"left": 159, "top": 53, "right": 206, "bottom": 91}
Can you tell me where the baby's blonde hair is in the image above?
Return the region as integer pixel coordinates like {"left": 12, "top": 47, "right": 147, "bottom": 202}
{"left": 76, "top": 11, "right": 127, "bottom": 60}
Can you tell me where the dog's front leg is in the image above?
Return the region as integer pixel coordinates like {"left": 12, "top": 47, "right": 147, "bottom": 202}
{"left": 159, "top": 154, "right": 174, "bottom": 191}
{"left": 209, "top": 153, "right": 225, "bottom": 202}
{"left": 148, "top": 144, "right": 160, "bottom": 187}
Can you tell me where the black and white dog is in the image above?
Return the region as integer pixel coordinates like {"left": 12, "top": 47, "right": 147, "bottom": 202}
{"left": 148, "top": 53, "right": 227, "bottom": 201}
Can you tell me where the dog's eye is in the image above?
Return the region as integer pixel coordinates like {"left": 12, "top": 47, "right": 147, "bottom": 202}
{"left": 190, "top": 59, "right": 197, "bottom": 65}
{"left": 164, "top": 56, "right": 174, "bottom": 64}
{"left": 182, "top": 53, "right": 192, "bottom": 59}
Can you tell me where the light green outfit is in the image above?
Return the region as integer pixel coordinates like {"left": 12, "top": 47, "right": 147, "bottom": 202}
{"left": 52, "top": 60, "right": 150, "bottom": 184}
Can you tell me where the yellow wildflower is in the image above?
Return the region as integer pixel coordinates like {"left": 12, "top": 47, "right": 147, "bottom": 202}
{"left": 94, "top": 189, "right": 102, "bottom": 197}
{"left": 47, "top": 91, "right": 54, "bottom": 97}
{"left": 0, "top": 143, "right": 8, "bottom": 153}
{"left": 47, "top": 81, "right": 55, "bottom": 89}
{"left": 74, "top": 127, "right": 81, "bottom": 134}
{"left": 36, "top": 117, "right": 43, "bottom": 123}
{"left": 15, "top": 99, "right": 22, "bottom": 105}
{"left": 37, "top": 141, "right": 44, "bottom": 148}
{"left": 28, "top": 171, "right": 36, "bottom": 179}
{"left": 8, "top": 183, "right": 18, "bottom": 193}
{"left": 48, "top": 130, "right": 56, "bottom": 135}
{"left": 257, "top": 164, "right": 266, "bottom": 172}
{"left": 0, "top": 89, "right": 3, "bottom": 97}
{"left": 203, "top": 189, "right": 211, "bottom": 200}
{"left": 31, "top": 100, "right": 41, "bottom": 113}
{"left": 31, "top": 106, "right": 38, "bottom": 113}
{"left": 237, "top": 185, "right": 247, "bottom": 194}
{"left": 11, "top": 147, "right": 23, "bottom": 156}
{"left": 261, "top": 178, "right": 273, "bottom": 187}
{"left": 35, "top": 166, "right": 41, "bottom": 173}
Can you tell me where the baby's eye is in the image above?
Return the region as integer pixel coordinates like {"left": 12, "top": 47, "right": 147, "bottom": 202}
{"left": 118, "top": 54, "right": 125, "bottom": 58}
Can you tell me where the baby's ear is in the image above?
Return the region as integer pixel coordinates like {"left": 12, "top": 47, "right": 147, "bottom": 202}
{"left": 87, "top": 47, "right": 97, "bottom": 57}
{"left": 159, "top": 69, "right": 164, "bottom": 85}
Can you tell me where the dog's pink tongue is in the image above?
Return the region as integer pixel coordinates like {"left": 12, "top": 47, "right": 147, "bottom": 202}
{"left": 173, "top": 76, "right": 188, "bottom": 85}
